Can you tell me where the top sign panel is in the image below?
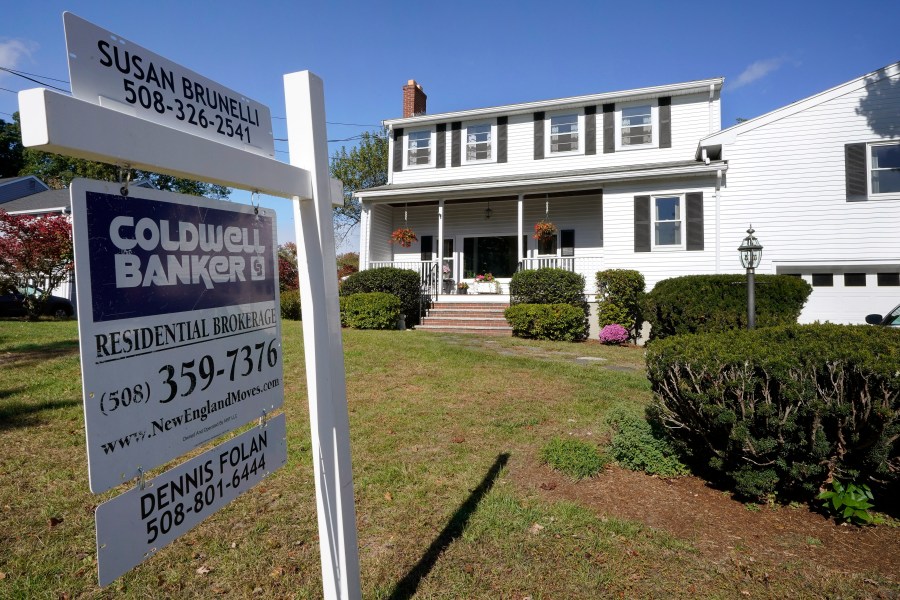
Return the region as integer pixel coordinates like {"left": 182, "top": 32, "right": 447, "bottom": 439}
{"left": 64, "top": 12, "right": 275, "bottom": 158}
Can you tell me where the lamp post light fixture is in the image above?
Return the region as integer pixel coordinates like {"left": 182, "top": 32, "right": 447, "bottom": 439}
{"left": 737, "top": 225, "right": 763, "bottom": 329}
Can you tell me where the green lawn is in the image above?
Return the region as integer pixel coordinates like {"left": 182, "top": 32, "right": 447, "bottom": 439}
{"left": 0, "top": 320, "right": 892, "bottom": 598}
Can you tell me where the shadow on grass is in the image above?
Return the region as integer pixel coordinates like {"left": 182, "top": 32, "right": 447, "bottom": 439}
{"left": 0, "top": 397, "right": 81, "bottom": 430}
{"left": 388, "top": 452, "right": 510, "bottom": 600}
{"left": 3, "top": 338, "right": 79, "bottom": 355}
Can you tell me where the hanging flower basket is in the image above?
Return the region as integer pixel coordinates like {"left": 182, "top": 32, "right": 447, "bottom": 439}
{"left": 390, "top": 227, "right": 417, "bottom": 248}
{"left": 533, "top": 220, "right": 557, "bottom": 241}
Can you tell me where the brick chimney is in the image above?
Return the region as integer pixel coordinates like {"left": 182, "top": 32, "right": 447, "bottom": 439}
{"left": 402, "top": 79, "right": 427, "bottom": 117}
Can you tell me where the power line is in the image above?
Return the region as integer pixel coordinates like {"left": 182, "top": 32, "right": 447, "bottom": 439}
{"left": 0, "top": 67, "right": 69, "bottom": 84}
{"left": 0, "top": 67, "right": 69, "bottom": 93}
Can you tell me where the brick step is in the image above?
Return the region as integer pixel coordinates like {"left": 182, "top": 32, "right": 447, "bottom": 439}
{"left": 427, "top": 309, "right": 508, "bottom": 318}
{"left": 429, "top": 303, "right": 509, "bottom": 310}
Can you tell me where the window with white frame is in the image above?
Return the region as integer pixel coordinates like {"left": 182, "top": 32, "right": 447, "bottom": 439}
{"left": 407, "top": 130, "right": 431, "bottom": 166}
{"left": 653, "top": 196, "right": 682, "bottom": 247}
{"left": 622, "top": 105, "right": 652, "bottom": 146}
{"left": 871, "top": 142, "right": 900, "bottom": 194}
{"left": 549, "top": 114, "right": 579, "bottom": 153}
{"left": 466, "top": 123, "right": 492, "bottom": 161}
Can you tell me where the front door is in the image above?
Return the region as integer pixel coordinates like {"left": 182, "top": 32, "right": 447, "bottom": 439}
{"left": 462, "top": 235, "right": 518, "bottom": 279}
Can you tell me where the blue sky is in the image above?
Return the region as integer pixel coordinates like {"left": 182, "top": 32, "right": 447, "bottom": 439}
{"left": 2, "top": 0, "right": 898, "bottom": 251}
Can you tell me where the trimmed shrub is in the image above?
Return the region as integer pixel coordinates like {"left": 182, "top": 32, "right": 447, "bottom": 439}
{"left": 509, "top": 268, "right": 588, "bottom": 314}
{"left": 340, "top": 267, "right": 421, "bottom": 325}
{"left": 504, "top": 303, "right": 588, "bottom": 341}
{"left": 643, "top": 274, "right": 811, "bottom": 340}
{"left": 280, "top": 289, "right": 302, "bottom": 320}
{"left": 339, "top": 292, "right": 401, "bottom": 330}
{"left": 605, "top": 405, "right": 688, "bottom": 477}
{"left": 645, "top": 324, "right": 900, "bottom": 501}
{"left": 541, "top": 437, "right": 608, "bottom": 479}
{"left": 596, "top": 269, "right": 645, "bottom": 340}
{"left": 599, "top": 324, "right": 629, "bottom": 345}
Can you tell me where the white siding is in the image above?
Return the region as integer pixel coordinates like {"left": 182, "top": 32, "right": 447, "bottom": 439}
{"left": 367, "top": 203, "right": 393, "bottom": 263}
{"left": 390, "top": 91, "right": 720, "bottom": 185}
{"left": 715, "top": 70, "right": 900, "bottom": 324}
{"left": 601, "top": 178, "right": 719, "bottom": 290}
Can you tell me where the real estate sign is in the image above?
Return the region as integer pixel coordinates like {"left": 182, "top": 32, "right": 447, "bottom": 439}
{"left": 64, "top": 12, "right": 275, "bottom": 158}
{"left": 71, "top": 179, "right": 284, "bottom": 494}
{"left": 95, "top": 414, "right": 287, "bottom": 587}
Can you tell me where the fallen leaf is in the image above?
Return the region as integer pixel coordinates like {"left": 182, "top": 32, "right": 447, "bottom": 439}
{"left": 528, "top": 523, "right": 544, "bottom": 535}
{"left": 196, "top": 565, "right": 212, "bottom": 575}
{"left": 59, "top": 593, "right": 70, "bottom": 600}
{"left": 230, "top": 542, "right": 237, "bottom": 549}
{"left": 384, "top": 492, "right": 393, "bottom": 501}
{"left": 539, "top": 482, "right": 557, "bottom": 491}
{"left": 270, "top": 566, "right": 285, "bottom": 578}
{"left": 211, "top": 586, "right": 229, "bottom": 594}
{"left": 451, "top": 436, "right": 465, "bottom": 443}
{"left": 741, "top": 591, "right": 750, "bottom": 597}
{"left": 48, "top": 517, "right": 63, "bottom": 527}
{"left": 0, "top": 572, "right": 6, "bottom": 580}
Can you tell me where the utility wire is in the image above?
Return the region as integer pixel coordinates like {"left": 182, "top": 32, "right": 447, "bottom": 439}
{"left": 0, "top": 67, "right": 69, "bottom": 93}
{"left": 1, "top": 67, "right": 69, "bottom": 84}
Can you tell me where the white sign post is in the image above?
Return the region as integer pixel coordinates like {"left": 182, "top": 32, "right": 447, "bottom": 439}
{"left": 18, "top": 13, "right": 362, "bottom": 598}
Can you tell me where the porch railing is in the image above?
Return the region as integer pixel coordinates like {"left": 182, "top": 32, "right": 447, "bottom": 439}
{"left": 369, "top": 261, "right": 439, "bottom": 321}
{"left": 518, "top": 257, "right": 576, "bottom": 272}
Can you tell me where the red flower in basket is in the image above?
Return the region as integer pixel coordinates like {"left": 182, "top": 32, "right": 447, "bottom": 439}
{"left": 390, "top": 227, "right": 417, "bottom": 248}
{"left": 533, "top": 221, "right": 557, "bottom": 241}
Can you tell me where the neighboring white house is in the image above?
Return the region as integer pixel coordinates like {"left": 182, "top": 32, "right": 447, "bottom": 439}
{"left": 698, "top": 62, "right": 900, "bottom": 324}
{"left": 356, "top": 64, "right": 899, "bottom": 329}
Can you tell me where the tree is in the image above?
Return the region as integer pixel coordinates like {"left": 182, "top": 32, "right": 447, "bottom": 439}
{"left": 329, "top": 130, "right": 388, "bottom": 246}
{"left": 0, "top": 117, "right": 24, "bottom": 178}
{"left": 0, "top": 210, "right": 73, "bottom": 320}
{"left": 277, "top": 242, "right": 299, "bottom": 292}
{"left": 336, "top": 252, "right": 359, "bottom": 280}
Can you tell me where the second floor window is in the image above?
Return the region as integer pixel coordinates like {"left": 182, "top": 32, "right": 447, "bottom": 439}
{"left": 550, "top": 114, "right": 579, "bottom": 153}
{"left": 622, "top": 105, "right": 652, "bottom": 146}
{"left": 466, "top": 124, "right": 492, "bottom": 161}
{"left": 407, "top": 130, "right": 431, "bottom": 166}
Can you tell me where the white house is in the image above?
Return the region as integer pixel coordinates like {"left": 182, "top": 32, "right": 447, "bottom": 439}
{"left": 698, "top": 62, "right": 900, "bottom": 324}
{"left": 355, "top": 64, "right": 899, "bottom": 333}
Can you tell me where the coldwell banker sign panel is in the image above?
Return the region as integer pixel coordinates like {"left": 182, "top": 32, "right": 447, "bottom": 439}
{"left": 71, "top": 179, "right": 284, "bottom": 494}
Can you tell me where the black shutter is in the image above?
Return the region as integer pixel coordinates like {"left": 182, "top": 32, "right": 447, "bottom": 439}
{"left": 634, "top": 195, "right": 650, "bottom": 252}
{"left": 602, "top": 103, "right": 615, "bottom": 154}
{"left": 560, "top": 229, "right": 575, "bottom": 256}
{"left": 584, "top": 106, "right": 596, "bottom": 155}
{"left": 845, "top": 143, "right": 868, "bottom": 201}
{"left": 392, "top": 128, "right": 404, "bottom": 172}
{"left": 497, "top": 116, "right": 508, "bottom": 163}
{"left": 658, "top": 96, "right": 672, "bottom": 149}
{"left": 534, "top": 112, "right": 545, "bottom": 160}
{"left": 451, "top": 122, "right": 461, "bottom": 167}
{"left": 420, "top": 235, "right": 433, "bottom": 261}
{"left": 436, "top": 124, "right": 446, "bottom": 169}
{"left": 685, "top": 192, "right": 704, "bottom": 251}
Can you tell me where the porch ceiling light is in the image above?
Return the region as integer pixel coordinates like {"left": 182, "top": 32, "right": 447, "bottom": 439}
{"left": 737, "top": 226, "right": 763, "bottom": 270}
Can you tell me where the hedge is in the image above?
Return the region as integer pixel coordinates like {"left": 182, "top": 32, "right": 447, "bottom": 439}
{"left": 509, "top": 268, "right": 588, "bottom": 314}
{"left": 339, "top": 292, "right": 401, "bottom": 330}
{"left": 280, "top": 289, "right": 301, "bottom": 320}
{"left": 596, "top": 269, "right": 645, "bottom": 340}
{"left": 504, "top": 303, "right": 587, "bottom": 341}
{"left": 645, "top": 324, "right": 900, "bottom": 500}
{"left": 340, "top": 267, "right": 421, "bottom": 325}
{"left": 643, "top": 274, "right": 811, "bottom": 339}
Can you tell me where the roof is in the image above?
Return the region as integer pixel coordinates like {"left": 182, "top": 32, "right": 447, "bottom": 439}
{"left": 385, "top": 78, "right": 724, "bottom": 128}
{"left": 697, "top": 61, "right": 900, "bottom": 159}
{"left": 0, "top": 175, "right": 50, "bottom": 198}
{"left": 0, "top": 188, "right": 70, "bottom": 214}
{"left": 356, "top": 160, "right": 726, "bottom": 201}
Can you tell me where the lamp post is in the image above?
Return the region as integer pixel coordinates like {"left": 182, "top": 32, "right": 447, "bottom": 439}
{"left": 737, "top": 226, "right": 763, "bottom": 329}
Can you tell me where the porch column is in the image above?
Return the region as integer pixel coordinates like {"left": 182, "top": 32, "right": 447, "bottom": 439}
{"left": 437, "top": 199, "right": 445, "bottom": 297}
{"left": 517, "top": 194, "right": 524, "bottom": 265}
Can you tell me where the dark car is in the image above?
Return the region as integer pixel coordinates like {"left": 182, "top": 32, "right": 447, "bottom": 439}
{"left": 0, "top": 289, "right": 74, "bottom": 318}
{"left": 865, "top": 303, "right": 900, "bottom": 327}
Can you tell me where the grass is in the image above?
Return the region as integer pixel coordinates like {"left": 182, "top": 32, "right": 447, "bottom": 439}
{"left": 0, "top": 320, "right": 892, "bottom": 598}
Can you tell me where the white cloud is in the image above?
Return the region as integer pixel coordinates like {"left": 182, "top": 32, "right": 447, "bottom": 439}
{"left": 731, "top": 58, "right": 785, "bottom": 90}
{"left": 0, "top": 39, "right": 39, "bottom": 81}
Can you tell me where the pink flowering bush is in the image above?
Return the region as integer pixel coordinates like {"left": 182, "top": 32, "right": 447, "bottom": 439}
{"left": 600, "top": 324, "right": 629, "bottom": 345}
